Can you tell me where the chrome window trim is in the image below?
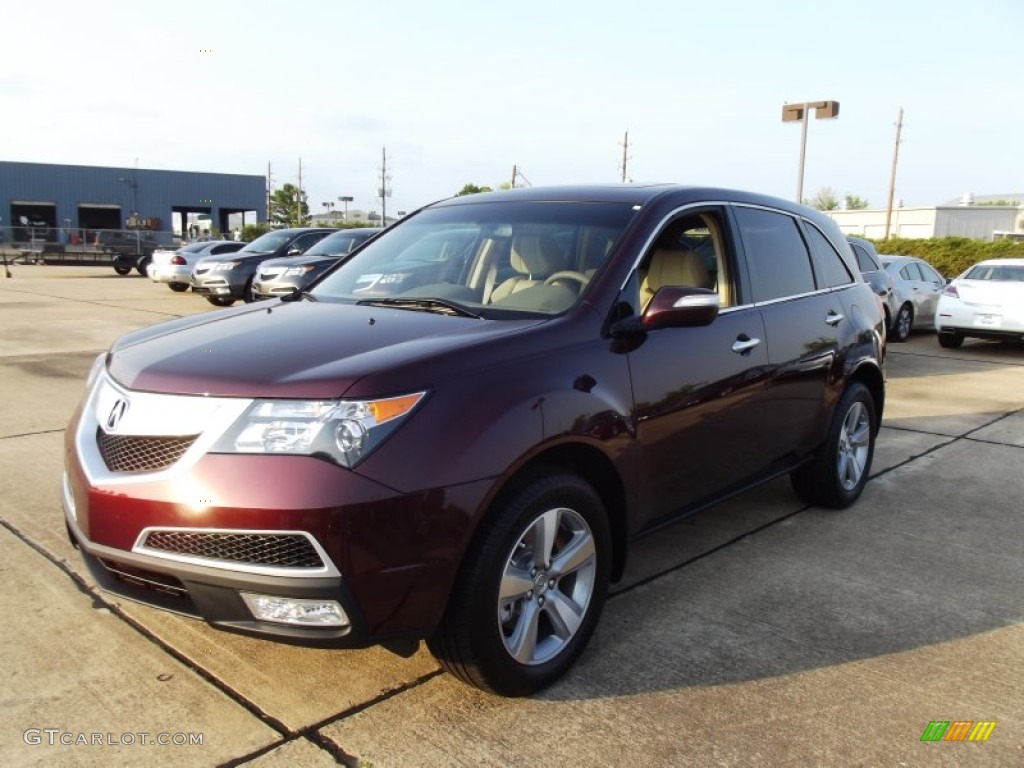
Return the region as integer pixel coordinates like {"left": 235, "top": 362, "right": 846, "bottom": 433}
{"left": 132, "top": 526, "right": 342, "bottom": 579}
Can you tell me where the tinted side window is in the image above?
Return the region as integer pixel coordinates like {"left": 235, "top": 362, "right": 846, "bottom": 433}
{"left": 804, "top": 224, "right": 853, "bottom": 288}
{"left": 900, "top": 263, "right": 922, "bottom": 281}
{"left": 734, "top": 207, "right": 815, "bottom": 301}
{"left": 851, "top": 242, "right": 880, "bottom": 272}
{"left": 919, "top": 263, "right": 944, "bottom": 283}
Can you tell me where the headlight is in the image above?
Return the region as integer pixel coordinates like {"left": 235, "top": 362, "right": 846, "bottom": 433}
{"left": 212, "top": 261, "right": 240, "bottom": 271}
{"left": 284, "top": 266, "right": 315, "bottom": 276}
{"left": 85, "top": 352, "right": 107, "bottom": 390}
{"left": 212, "top": 392, "right": 427, "bottom": 468}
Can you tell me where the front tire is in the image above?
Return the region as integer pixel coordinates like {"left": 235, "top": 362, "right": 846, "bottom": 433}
{"left": 427, "top": 473, "right": 611, "bottom": 696}
{"left": 205, "top": 296, "right": 235, "bottom": 307}
{"left": 791, "top": 382, "right": 876, "bottom": 509}
{"left": 168, "top": 283, "right": 189, "bottom": 293}
{"left": 890, "top": 303, "right": 913, "bottom": 342}
{"left": 136, "top": 257, "right": 151, "bottom": 276}
{"left": 113, "top": 265, "right": 132, "bottom": 275}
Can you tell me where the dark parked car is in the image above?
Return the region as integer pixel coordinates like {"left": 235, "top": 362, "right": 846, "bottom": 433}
{"left": 191, "top": 228, "right": 333, "bottom": 306}
{"left": 94, "top": 230, "right": 161, "bottom": 275}
{"left": 847, "top": 236, "right": 896, "bottom": 332}
{"left": 63, "top": 185, "right": 885, "bottom": 696}
{"left": 252, "top": 228, "right": 378, "bottom": 299}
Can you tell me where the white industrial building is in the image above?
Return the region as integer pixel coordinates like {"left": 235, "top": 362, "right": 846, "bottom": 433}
{"left": 827, "top": 193, "right": 1024, "bottom": 241}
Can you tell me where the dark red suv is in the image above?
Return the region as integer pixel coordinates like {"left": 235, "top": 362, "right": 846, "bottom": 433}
{"left": 64, "top": 185, "right": 885, "bottom": 696}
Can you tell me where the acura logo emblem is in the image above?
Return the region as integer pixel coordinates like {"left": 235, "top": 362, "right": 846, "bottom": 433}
{"left": 106, "top": 398, "right": 129, "bottom": 431}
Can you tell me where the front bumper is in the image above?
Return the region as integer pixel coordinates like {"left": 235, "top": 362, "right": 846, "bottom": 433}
{"left": 252, "top": 277, "right": 303, "bottom": 299}
{"left": 62, "top": 373, "right": 486, "bottom": 646}
{"left": 936, "top": 300, "right": 1024, "bottom": 341}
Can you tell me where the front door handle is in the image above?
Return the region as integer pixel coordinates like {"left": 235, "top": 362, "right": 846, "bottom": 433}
{"left": 825, "top": 311, "right": 844, "bottom": 326}
{"left": 731, "top": 336, "right": 761, "bottom": 354}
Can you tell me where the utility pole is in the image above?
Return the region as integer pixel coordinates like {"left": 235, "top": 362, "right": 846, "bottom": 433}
{"left": 619, "top": 130, "right": 631, "bottom": 183}
{"left": 884, "top": 107, "right": 904, "bottom": 241}
{"left": 511, "top": 165, "right": 518, "bottom": 189}
{"left": 297, "top": 157, "right": 304, "bottom": 226}
{"left": 378, "top": 147, "right": 392, "bottom": 228}
{"left": 266, "top": 162, "right": 274, "bottom": 225}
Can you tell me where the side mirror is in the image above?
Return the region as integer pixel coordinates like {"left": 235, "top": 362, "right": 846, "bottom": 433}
{"left": 641, "top": 286, "right": 720, "bottom": 329}
{"left": 287, "top": 246, "right": 303, "bottom": 256}
{"left": 611, "top": 286, "right": 719, "bottom": 335}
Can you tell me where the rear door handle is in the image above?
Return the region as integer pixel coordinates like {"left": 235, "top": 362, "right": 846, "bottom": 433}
{"left": 731, "top": 336, "right": 761, "bottom": 354}
{"left": 825, "top": 311, "right": 844, "bottom": 326}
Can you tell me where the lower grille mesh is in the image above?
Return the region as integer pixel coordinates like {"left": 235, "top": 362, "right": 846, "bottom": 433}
{"left": 96, "top": 429, "right": 197, "bottom": 472}
{"left": 141, "top": 530, "right": 324, "bottom": 569}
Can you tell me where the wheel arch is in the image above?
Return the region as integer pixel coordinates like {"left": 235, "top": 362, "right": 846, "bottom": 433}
{"left": 485, "top": 442, "right": 630, "bottom": 584}
{"left": 849, "top": 362, "right": 885, "bottom": 431}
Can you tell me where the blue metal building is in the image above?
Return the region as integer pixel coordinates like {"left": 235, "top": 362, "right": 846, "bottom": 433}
{"left": 0, "top": 161, "right": 265, "bottom": 242}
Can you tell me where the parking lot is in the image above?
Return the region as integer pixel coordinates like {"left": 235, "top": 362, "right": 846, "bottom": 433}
{"left": 1, "top": 264, "right": 1021, "bottom": 767}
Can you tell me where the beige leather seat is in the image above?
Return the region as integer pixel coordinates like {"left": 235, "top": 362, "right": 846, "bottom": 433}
{"left": 490, "top": 234, "right": 565, "bottom": 302}
{"left": 639, "top": 248, "right": 712, "bottom": 309}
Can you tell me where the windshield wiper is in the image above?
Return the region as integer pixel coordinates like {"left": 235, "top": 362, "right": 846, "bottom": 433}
{"left": 357, "top": 297, "right": 481, "bottom": 318}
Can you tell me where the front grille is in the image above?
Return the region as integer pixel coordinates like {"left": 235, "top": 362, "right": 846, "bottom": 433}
{"left": 99, "top": 559, "right": 189, "bottom": 598}
{"left": 96, "top": 429, "right": 197, "bottom": 472}
{"left": 259, "top": 269, "right": 284, "bottom": 280}
{"left": 141, "top": 530, "right": 325, "bottom": 569}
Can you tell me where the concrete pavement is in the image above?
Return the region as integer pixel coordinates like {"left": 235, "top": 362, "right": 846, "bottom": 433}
{"left": 1, "top": 265, "right": 1021, "bottom": 766}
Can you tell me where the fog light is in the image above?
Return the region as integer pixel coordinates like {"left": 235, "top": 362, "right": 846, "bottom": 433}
{"left": 241, "top": 593, "right": 350, "bottom": 628}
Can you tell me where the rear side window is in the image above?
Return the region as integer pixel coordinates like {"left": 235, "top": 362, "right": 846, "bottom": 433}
{"left": 734, "top": 207, "right": 816, "bottom": 302}
{"left": 850, "top": 242, "right": 880, "bottom": 272}
{"left": 900, "top": 263, "right": 923, "bottom": 281}
{"left": 804, "top": 224, "right": 853, "bottom": 288}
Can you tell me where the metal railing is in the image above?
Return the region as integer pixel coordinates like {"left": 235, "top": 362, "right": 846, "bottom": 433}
{"left": 0, "top": 227, "right": 184, "bottom": 265}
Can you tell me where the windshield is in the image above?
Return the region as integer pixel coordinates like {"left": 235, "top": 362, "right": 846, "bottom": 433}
{"left": 239, "top": 231, "right": 294, "bottom": 253}
{"left": 964, "top": 263, "right": 1024, "bottom": 281}
{"left": 312, "top": 201, "right": 636, "bottom": 317}
{"left": 304, "top": 231, "right": 373, "bottom": 257}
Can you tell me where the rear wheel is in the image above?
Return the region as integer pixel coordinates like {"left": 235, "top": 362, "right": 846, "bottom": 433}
{"left": 168, "top": 283, "right": 189, "bottom": 293}
{"left": 113, "top": 265, "right": 132, "bottom": 276}
{"left": 205, "top": 296, "right": 235, "bottom": 307}
{"left": 890, "top": 303, "right": 913, "bottom": 342}
{"left": 791, "top": 382, "right": 876, "bottom": 509}
{"left": 938, "top": 332, "right": 964, "bottom": 349}
{"left": 136, "top": 257, "right": 151, "bottom": 276}
{"left": 427, "top": 473, "right": 610, "bottom": 696}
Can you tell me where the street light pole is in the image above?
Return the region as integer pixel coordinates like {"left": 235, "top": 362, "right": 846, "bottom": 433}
{"left": 782, "top": 100, "right": 840, "bottom": 203}
{"left": 338, "top": 196, "right": 353, "bottom": 223}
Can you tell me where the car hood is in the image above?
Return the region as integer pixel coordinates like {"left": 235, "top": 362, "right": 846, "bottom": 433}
{"left": 107, "top": 301, "right": 544, "bottom": 398}
{"left": 262, "top": 253, "right": 339, "bottom": 269}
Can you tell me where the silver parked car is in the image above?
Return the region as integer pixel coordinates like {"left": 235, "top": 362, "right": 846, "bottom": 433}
{"left": 148, "top": 240, "right": 246, "bottom": 292}
{"left": 880, "top": 255, "right": 946, "bottom": 342}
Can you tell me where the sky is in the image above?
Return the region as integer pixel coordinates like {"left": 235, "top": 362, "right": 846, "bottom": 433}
{"left": 2, "top": 0, "right": 1022, "bottom": 216}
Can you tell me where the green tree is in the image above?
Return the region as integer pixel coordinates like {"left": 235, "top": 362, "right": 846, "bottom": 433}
{"left": 455, "top": 183, "right": 493, "bottom": 196}
{"left": 241, "top": 223, "right": 270, "bottom": 241}
{"left": 843, "top": 194, "right": 870, "bottom": 210}
{"left": 808, "top": 187, "right": 838, "bottom": 210}
{"left": 269, "top": 183, "right": 309, "bottom": 227}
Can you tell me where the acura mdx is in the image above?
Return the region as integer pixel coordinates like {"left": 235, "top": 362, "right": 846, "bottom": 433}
{"left": 64, "top": 185, "right": 885, "bottom": 696}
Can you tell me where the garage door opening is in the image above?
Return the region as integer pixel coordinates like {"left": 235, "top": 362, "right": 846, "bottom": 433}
{"left": 78, "top": 204, "right": 123, "bottom": 246}
{"left": 10, "top": 202, "right": 57, "bottom": 242}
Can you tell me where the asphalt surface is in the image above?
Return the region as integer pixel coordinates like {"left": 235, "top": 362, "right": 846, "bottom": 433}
{"left": 1, "top": 265, "right": 1021, "bottom": 767}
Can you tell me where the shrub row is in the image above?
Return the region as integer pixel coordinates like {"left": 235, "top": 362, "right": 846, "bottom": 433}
{"left": 866, "top": 237, "right": 1024, "bottom": 277}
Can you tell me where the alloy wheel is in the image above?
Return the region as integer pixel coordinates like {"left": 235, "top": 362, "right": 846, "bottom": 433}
{"left": 837, "top": 401, "right": 870, "bottom": 491}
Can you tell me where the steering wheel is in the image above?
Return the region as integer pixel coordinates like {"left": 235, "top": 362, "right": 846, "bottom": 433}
{"left": 543, "top": 271, "right": 590, "bottom": 289}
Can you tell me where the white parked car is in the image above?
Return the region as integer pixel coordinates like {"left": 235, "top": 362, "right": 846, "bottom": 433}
{"left": 148, "top": 240, "right": 246, "bottom": 291}
{"left": 935, "top": 258, "right": 1024, "bottom": 348}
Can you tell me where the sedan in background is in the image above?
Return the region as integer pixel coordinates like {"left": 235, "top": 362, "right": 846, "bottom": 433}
{"left": 848, "top": 237, "right": 896, "bottom": 331}
{"left": 191, "top": 228, "right": 333, "bottom": 306}
{"left": 935, "top": 258, "right": 1024, "bottom": 348}
{"left": 880, "top": 255, "right": 946, "bottom": 342}
{"left": 148, "top": 240, "right": 246, "bottom": 291}
{"left": 252, "top": 228, "right": 378, "bottom": 299}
